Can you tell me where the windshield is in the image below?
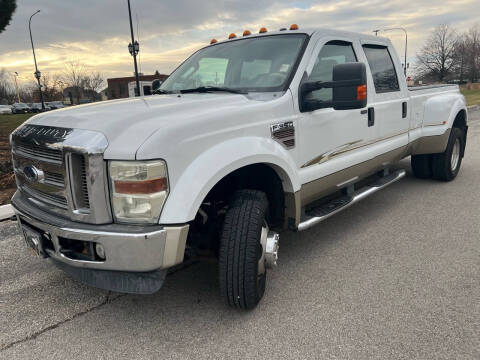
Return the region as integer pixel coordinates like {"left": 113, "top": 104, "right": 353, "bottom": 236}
{"left": 160, "top": 34, "right": 307, "bottom": 93}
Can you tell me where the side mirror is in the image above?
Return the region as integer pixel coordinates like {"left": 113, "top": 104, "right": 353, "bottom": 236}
{"left": 300, "top": 62, "right": 367, "bottom": 112}
{"left": 151, "top": 79, "right": 161, "bottom": 92}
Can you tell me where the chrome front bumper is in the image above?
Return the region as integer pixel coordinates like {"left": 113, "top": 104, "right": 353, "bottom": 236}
{"left": 12, "top": 191, "right": 189, "bottom": 273}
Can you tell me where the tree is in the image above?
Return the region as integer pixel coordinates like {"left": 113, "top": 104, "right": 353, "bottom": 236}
{"left": 0, "top": 69, "right": 15, "bottom": 104}
{"left": 452, "top": 38, "right": 468, "bottom": 82}
{"left": 0, "top": 0, "right": 16, "bottom": 33}
{"left": 416, "top": 24, "right": 458, "bottom": 82}
{"left": 465, "top": 25, "right": 480, "bottom": 82}
{"left": 40, "top": 73, "right": 65, "bottom": 102}
{"left": 83, "top": 72, "right": 105, "bottom": 93}
{"left": 62, "top": 60, "right": 86, "bottom": 104}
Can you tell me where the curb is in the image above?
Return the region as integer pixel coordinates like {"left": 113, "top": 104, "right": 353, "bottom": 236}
{"left": 0, "top": 204, "right": 14, "bottom": 221}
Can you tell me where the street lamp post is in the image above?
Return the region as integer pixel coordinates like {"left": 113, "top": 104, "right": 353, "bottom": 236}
{"left": 127, "top": 0, "right": 141, "bottom": 96}
{"left": 373, "top": 27, "right": 408, "bottom": 77}
{"left": 13, "top": 72, "right": 20, "bottom": 103}
{"left": 29, "top": 10, "right": 45, "bottom": 110}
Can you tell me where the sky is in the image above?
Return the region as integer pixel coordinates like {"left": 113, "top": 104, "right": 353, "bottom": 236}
{"left": 0, "top": 0, "right": 478, "bottom": 86}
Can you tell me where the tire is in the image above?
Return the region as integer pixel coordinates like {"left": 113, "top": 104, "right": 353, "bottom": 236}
{"left": 411, "top": 154, "right": 432, "bottom": 179}
{"left": 219, "top": 190, "right": 268, "bottom": 309}
{"left": 432, "top": 127, "right": 465, "bottom": 181}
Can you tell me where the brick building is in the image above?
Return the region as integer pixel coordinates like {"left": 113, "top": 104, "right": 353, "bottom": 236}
{"left": 106, "top": 71, "right": 168, "bottom": 99}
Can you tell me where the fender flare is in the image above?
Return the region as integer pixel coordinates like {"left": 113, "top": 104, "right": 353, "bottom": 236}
{"left": 159, "top": 137, "right": 300, "bottom": 224}
{"left": 423, "top": 94, "right": 466, "bottom": 129}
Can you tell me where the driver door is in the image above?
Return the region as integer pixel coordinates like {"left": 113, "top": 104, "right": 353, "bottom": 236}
{"left": 297, "top": 38, "right": 378, "bottom": 202}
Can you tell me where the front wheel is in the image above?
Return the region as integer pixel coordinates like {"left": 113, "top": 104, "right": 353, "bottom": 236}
{"left": 219, "top": 190, "right": 275, "bottom": 309}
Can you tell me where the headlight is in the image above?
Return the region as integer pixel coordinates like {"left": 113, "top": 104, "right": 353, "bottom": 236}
{"left": 109, "top": 160, "right": 169, "bottom": 224}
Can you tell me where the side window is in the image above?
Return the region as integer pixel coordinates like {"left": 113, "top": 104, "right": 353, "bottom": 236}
{"left": 362, "top": 45, "right": 399, "bottom": 93}
{"left": 307, "top": 41, "right": 357, "bottom": 102}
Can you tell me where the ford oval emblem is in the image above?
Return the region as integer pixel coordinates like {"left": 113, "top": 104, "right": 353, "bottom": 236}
{"left": 23, "top": 165, "right": 44, "bottom": 183}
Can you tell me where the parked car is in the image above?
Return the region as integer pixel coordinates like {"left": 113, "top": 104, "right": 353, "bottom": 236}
{"left": 46, "top": 101, "right": 65, "bottom": 110}
{"left": 0, "top": 105, "right": 12, "bottom": 114}
{"left": 10, "top": 26, "right": 468, "bottom": 310}
{"left": 28, "top": 103, "right": 51, "bottom": 113}
{"left": 11, "top": 103, "right": 30, "bottom": 114}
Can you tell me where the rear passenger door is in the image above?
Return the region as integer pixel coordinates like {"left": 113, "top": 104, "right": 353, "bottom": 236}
{"left": 361, "top": 43, "right": 409, "bottom": 154}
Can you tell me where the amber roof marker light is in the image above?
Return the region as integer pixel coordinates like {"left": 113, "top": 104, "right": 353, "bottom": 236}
{"left": 243, "top": 30, "right": 252, "bottom": 36}
{"left": 228, "top": 33, "right": 237, "bottom": 39}
{"left": 290, "top": 24, "right": 299, "bottom": 30}
{"left": 210, "top": 38, "right": 218, "bottom": 44}
{"left": 259, "top": 27, "right": 268, "bottom": 33}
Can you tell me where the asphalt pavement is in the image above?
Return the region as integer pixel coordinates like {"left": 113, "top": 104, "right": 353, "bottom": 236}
{"left": 1, "top": 110, "right": 479, "bottom": 359}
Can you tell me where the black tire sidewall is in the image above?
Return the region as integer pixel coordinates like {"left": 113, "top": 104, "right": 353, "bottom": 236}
{"left": 433, "top": 127, "right": 464, "bottom": 181}
{"left": 219, "top": 190, "right": 269, "bottom": 309}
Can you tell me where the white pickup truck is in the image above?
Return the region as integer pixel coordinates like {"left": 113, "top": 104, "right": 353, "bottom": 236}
{"left": 11, "top": 27, "right": 468, "bottom": 309}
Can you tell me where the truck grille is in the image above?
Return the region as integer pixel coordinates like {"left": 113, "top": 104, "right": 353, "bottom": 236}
{"left": 44, "top": 171, "right": 65, "bottom": 187}
{"left": 22, "top": 185, "right": 68, "bottom": 209}
{"left": 79, "top": 155, "right": 90, "bottom": 208}
{"left": 11, "top": 125, "right": 112, "bottom": 224}
{"left": 11, "top": 141, "right": 87, "bottom": 215}
{"left": 14, "top": 142, "right": 63, "bottom": 163}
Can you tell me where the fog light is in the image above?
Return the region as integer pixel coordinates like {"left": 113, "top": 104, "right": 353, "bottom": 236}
{"left": 95, "top": 243, "right": 106, "bottom": 260}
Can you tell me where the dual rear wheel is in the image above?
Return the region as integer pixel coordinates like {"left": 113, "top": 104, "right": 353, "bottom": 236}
{"left": 411, "top": 127, "right": 465, "bottom": 181}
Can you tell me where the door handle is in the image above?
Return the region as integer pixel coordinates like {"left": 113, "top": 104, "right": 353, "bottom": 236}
{"left": 368, "top": 107, "right": 375, "bottom": 127}
{"left": 402, "top": 102, "right": 407, "bottom": 118}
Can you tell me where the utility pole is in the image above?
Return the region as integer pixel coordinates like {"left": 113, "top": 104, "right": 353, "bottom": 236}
{"left": 127, "top": 0, "right": 141, "bottom": 96}
{"left": 29, "top": 10, "right": 45, "bottom": 110}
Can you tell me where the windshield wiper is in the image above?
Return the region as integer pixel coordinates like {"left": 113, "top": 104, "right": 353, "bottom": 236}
{"left": 153, "top": 89, "right": 174, "bottom": 95}
{"left": 180, "top": 86, "right": 247, "bottom": 94}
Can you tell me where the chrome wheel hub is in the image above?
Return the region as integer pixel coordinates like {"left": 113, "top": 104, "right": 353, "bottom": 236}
{"left": 258, "top": 222, "right": 279, "bottom": 276}
{"left": 451, "top": 138, "right": 460, "bottom": 172}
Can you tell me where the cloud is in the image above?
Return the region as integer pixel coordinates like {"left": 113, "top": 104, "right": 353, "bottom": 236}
{"left": 0, "top": 0, "right": 478, "bottom": 84}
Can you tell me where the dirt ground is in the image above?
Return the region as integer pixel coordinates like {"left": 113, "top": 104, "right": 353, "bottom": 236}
{"left": 0, "top": 114, "right": 32, "bottom": 205}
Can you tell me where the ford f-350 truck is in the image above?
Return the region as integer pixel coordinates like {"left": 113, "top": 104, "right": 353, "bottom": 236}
{"left": 11, "top": 26, "right": 467, "bottom": 309}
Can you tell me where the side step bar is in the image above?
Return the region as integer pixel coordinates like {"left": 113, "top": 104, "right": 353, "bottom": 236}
{"left": 297, "top": 169, "right": 406, "bottom": 231}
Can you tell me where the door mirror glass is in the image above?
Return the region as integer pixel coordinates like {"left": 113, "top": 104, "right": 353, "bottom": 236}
{"left": 331, "top": 62, "right": 367, "bottom": 110}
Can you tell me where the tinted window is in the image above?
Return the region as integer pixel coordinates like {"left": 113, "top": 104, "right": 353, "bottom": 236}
{"left": 362, "top": 45, "right": 399, "bottom": 93}
{"left": 307, "top": 41, "right": 357, "bottom": 102}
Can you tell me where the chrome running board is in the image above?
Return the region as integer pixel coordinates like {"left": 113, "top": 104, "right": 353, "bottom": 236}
{"left": 298, "top": 169, "right": 406, "bottom": 231}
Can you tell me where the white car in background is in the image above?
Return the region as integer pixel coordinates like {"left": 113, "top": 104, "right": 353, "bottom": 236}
{"left": 0, "top": 105, "right": 12, "bottom": 114}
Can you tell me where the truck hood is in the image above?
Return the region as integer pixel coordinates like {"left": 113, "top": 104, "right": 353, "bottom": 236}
{"left": 26, "top": 94, "right": 261, "bottom": 159}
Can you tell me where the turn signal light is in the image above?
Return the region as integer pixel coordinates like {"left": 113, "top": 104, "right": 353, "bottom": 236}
{"left": 290, "top": 24, "right": 299, "bottom": 30}
{"left": 259, "top": 27, "right": 268, "bottom": 33}
{"left": 228, "top": 33, "right": 237, "bottom": 39}
{"left": 210, "top": 38, "right": 217, "bottom": 44}
{"left": 243, "top": 30, "right": 251, "bottom": 36}
{"left": 357, "top": 85, "right": 367, "bottom": 101}
{"left": 114, "top": 178, "right": 168, "bottom": 195}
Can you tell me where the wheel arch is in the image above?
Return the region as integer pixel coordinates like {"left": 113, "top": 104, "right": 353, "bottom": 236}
{"left": 159, "top": 137, "right": 300, "bottom": 225}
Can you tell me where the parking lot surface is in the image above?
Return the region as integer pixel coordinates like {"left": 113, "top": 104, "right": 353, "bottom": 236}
{"left": 1, "top": 110, "right": 479, "bottom": 359}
